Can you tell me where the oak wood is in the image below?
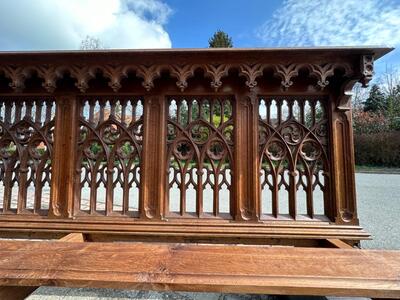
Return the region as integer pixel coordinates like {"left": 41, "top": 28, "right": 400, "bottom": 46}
{"left": 0, "top": 218, "right": 371, "bottom": 241}
{"left": 0, "top": 241, "right": 399, "bottom": 298}
{"left": 0, "top": 286, "right": 38, "bottom": 300}
{"left": 0, "top": 234, "right": 83, "bottom": 300}
{"left": 0, "top": 48, "right": 385, "bottom": 241}
{"left": 58, "top": 233, "right": 85, "bottom": 243}
{"left": 141, "top": 95, "right": 166, "bottom": 219}
{"left": 0, "top": 49, "right": 397, "bottom": 300}
{"left": 325, "top": 238, "right": 354, "bottom": 249}
{"left": 234, "top": 92, "right": 259, "bottom": 220}
{"left": 50, "top": 94, "right": 78, "bottom": 218}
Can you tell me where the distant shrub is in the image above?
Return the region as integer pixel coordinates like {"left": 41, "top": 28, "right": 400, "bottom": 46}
{"left": 354, "top": 131, "right": 400, "bottom": 167}
{"left": 353, "top": 110, "right": 390, "bottom": 135}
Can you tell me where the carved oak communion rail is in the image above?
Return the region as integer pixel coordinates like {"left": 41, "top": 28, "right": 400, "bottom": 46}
{"left": 0, "top": 47, "right": 398, "bottom": 299}
{"left": 0, "top": 47, "right": 386, "bottom": 241}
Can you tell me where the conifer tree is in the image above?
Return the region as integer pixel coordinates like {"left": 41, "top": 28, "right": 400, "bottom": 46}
{"left": 208, "top": 30, "right": 233, "bottom": 48}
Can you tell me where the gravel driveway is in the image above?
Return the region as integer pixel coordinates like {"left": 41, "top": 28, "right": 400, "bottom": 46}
{"left": 26, "top": 173, "right": 400, "bottom": 300}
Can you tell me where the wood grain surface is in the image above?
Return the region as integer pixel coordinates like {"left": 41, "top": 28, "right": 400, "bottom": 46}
{"left": 0, "top": 240, "right": 398, "bottom": 298}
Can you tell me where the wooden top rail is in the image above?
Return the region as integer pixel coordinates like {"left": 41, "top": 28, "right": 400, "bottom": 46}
{"left": 0, "top": 240, "right": 398, "bottom": 298}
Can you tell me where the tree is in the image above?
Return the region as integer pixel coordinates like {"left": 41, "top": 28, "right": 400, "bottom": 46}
{"left": 380, "top": 67, "right": 400, "bottom": 130}
{"left": 363, "top": 84, "right": 386, "bottom": 113}
{"left": 352, "top": 82, "right": 369, "bottom": 110}
{"left": 208, "top": 30, "right": 233, "bottom": 48}
{"left": 80, "top": 35, "right": 105, "bottom": 50}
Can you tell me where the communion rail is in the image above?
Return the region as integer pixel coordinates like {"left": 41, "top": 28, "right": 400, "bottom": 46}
{"left": 0, "top": 47, "right": 399, "bottom": 299}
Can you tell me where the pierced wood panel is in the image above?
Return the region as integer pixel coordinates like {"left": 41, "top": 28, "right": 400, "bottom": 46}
{"left": 259, "top": 97, "right": 330, "bottom": 220}
{"left": 75, "top": 96, "right": 143, "bottom": 216}
{"left": 166, "top": 96, "right": 234, "bottom": 218}
{"left": 0, "top": 97, "right": 55, "bottom": 214}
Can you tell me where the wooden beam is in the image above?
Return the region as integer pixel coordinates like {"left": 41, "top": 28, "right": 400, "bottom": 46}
{"left": 0, "top": 241, "right": 398, "bottom": 298}
{"left": 0, "top": 233, "right": 85, "bottom": 299}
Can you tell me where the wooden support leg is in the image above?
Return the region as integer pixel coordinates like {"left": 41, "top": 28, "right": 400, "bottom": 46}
{"left": 0, "top": 286, "right": 38, "bottom": 300}
{"left": 58, "top": 233, "right": 86, "bottom": 243}
{"left": 324, "top": 238, "right": 354, "bottom": 249}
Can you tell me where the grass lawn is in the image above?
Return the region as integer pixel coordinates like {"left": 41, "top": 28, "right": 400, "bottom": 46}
{"left": 355, "top": 165, "right": 400, "bottom": 174}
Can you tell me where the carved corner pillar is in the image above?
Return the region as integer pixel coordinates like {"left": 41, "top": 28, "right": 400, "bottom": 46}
{"left": 329, "top": 82, "right": 359, "bottom": 225}
{"left": 49, "top": 94, "right": 78, "bottom": 218}
{"left": 234, "top": 92, "right": 259, "bottom": 221}
{"left": 140, "top": 95, "right": 166, "bottom": 220}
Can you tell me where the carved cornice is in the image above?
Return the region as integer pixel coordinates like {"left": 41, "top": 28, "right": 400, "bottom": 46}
{"left": 0, "top": 62, "right": 357, "bottom": 93}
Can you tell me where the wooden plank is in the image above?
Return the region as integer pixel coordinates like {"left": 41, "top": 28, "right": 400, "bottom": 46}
{"left": 0, "top": 241, "right": 398, "bottom": 298}
{"left": 0, "top": 231, "right": 84, "bottom": 298}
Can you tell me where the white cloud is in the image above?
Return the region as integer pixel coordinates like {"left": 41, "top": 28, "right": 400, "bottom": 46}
{"left": 0, "top": 0, "right": 172, "bottom": 50}
{"left": 257, "top": 0, "right": 400, "bottom": 47}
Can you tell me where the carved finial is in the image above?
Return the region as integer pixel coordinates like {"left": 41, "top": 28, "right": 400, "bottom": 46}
{"left": 70, "top": 65, "right": 94, "bottom": 93}
{"left": 75, "top": 80, "right": 89, "bottom": 93}
{"left": 3, "top": 66, "right": 25, "bottom": 92}
{"left": 37, "top": 65, "right": 57, "bottom": 93}
{"left": 136, "top": 65, "right": 161, "bottom": 92}
{"left": 309, "top": 64, "right": 334, "bottom": 90}
{"left": 108, "top": 81, "right": 122, "bottom": 92}
{"left": 102, "top": 65, "right": 123, "bottom": 93}
{"left": 274, "top": 64, "right": 299, "bottom": 90}
{"left": 360, "top": 55, "right": 374, "bottom": 87}
{"left": 239, "top": 64, "right": 265, "bottom": 90}
{"left": 42, "top": 80, "right": 56, "bottom": 93}
{"left": 169, "top": 65, "right": 195, "bottom": 92}
{"left": 204, "top": 64, "right": 230, "bottom": 92}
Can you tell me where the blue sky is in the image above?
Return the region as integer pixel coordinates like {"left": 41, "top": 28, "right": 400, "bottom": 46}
{"left": 164, "top": 0, "right": 281, "bottom": 48}
{"left": 0, "top": 0, "right": 399, "bottom": 79}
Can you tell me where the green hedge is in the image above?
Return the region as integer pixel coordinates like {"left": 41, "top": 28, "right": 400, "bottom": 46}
{"left": 354, "top": 131, "right": 400, "bottom": 167}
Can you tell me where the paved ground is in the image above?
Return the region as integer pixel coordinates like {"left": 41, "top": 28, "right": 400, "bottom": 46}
{"left": 356, "top": 173, "right": 400, "bottom": 249}
{"left": 26, "top": 173, "right": 400, "bottom": 300}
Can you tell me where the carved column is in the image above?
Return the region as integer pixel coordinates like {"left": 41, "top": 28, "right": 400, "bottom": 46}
{"left": 234, "top": 91, "right": 259, "bottom": 221}
{"left": 330, "top": 105, "right": 358, "bottom": 224}
{"left": 49, "top": 94, "right": 78, "bottom": 218}
{"left": 330, "top": 55, "right": 373, "bottom": 225}
{"left": 329, "top": 78, "right": 360, "bottom": 224}
{"left": 140, "top": 95, "right": 166, "bottom": 220}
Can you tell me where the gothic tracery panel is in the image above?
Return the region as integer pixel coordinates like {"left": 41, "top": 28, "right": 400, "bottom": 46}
{"left": 76, "top": 96, "right": 143, "bottom": 216}
{"left": 0, "top": 97, "right": 55, "bottom": 214}
{"left": 259, "top": 96, "right": 330, "bottom": 219}
{"left": 166, "top": 96, "right": 234, "bottom": 218}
